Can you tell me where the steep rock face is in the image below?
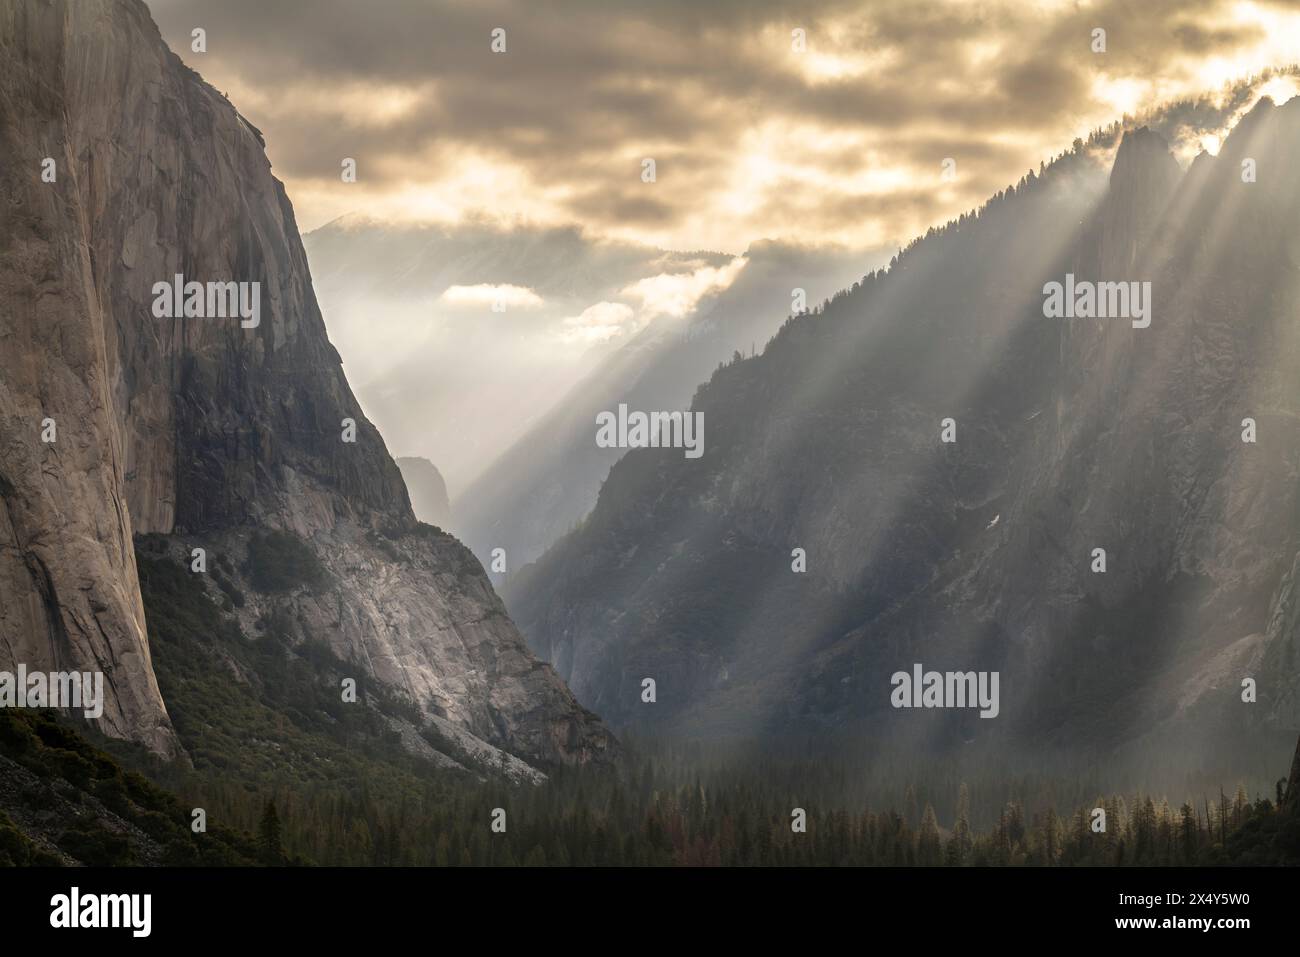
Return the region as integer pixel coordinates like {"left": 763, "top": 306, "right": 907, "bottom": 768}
{"left": 0, "top": 0, "right": 612, "bottom": 768}
{"left": 0, "top": 0, "right": 176, "bottom": 756}
{"left": 511, "top": 104, "right": 1300, "bottom": 771}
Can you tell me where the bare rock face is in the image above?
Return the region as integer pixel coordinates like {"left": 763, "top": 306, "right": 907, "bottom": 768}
{"left": 0, "top": 0, "right": 179, "bottom": 756}
{"left": 0, "top": 0, "right": 613, "bottom": 769}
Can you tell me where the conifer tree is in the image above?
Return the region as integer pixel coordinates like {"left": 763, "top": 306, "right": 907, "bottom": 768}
{"left": 258, "top": 799, "right": 286, "bottom": 865}
{"left": 918, "top": 804, "right": 942, "bottom": 865}
{"left": 949, "top": 783, "right": 972, "bottom": 865}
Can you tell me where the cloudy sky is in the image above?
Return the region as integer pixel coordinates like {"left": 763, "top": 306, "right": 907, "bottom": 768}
{"left": 139, "top": 0, "right": 1300, "bottom": 495}
{"left": 145, "top": 0, "right": 1300, "bottom": 255}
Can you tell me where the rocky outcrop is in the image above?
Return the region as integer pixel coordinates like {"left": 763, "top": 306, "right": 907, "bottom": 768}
{"left": 0, "top": 0, "right": 613, "bottom": 769}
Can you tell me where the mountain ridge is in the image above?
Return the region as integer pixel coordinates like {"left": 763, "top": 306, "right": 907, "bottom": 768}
{"left": 456, "top": 238, "right": 877, "bottom": 572}
{"left": 508, "top": 99, "right": 1300, "bottom": 781}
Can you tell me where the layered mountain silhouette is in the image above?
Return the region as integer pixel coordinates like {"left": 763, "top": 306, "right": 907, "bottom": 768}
{"left": 396, "top": 457, "right": 453, "bottom": 529}
{"left": 458, "top": 240, "right": 875, "bottom": 571}
{"left": 302, "top": 214, "right": 736, "bottom": 495}
{"left": 509, "top": 97, "right": 1300, "bottom": 775}
{"left": 0, "top": 0, "right": 612, "bottom": 773}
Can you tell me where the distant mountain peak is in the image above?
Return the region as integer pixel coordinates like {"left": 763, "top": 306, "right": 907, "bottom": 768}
{"left": 396, "top": 457, "right": 453, "bottom": 530}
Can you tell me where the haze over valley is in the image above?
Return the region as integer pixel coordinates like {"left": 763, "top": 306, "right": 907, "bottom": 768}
{"left": 3, "top": 0, "right": 1300, "bottom": 881}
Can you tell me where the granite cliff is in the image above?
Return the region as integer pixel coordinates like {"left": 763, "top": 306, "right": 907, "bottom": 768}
{"left": 0, "top": 0, "right": 612, "bottom": 771}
